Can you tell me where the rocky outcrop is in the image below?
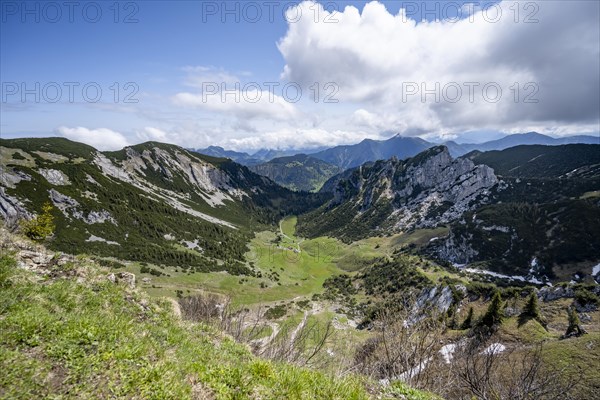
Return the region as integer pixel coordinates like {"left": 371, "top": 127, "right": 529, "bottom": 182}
{"left": 408, "top": 284, "right": 465, "bottom": 324}
{"left": 38, "top": 169, "right": 71, "bottom": 186}
{"left": 107, "top": 272, "right": 136, "bottom": 289}
{"left": 0, "top": 165, "right": 32, "bottom": 189}
{"left": 49, "top": 189, "right": 116, "bottom": 225}
{"left": 432, "top": 230, "right": 479, "bottom": 265}
{"left": 326, "top": 146, "right": 498, "bottom": 232}
{"left": 538, "top": 286, "right": 575, "bottom": 302}
{"left": 0, "top": 187, "right": 32, "bottom": 223}
{"left": 390, "top": 147, "right": 497, "bottom": 229}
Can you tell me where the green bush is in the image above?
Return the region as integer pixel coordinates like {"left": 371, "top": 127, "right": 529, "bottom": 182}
{"left": 21, "top": 202, "right": 55, "bottom": 240}
{"left": 574, "top": 289, "right": 600, "bottom": 308}
{"left": 264, "top": 304, "right": 287, "bottom": 320}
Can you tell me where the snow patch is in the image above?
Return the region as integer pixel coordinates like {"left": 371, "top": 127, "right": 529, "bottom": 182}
{"left": 398, "top": 358, "right": 431, "bottom": 381}
{"left": 439, "top": 344, "right": 456, "bottom": 364}
{"left": 481, "top": 343, "right": 506, "bottom": 355}
{"left": 463, "top": 267, "right": 549, "bottom": 286}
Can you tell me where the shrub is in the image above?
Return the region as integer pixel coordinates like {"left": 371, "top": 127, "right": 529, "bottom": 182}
{"left": 574, "top": 288, "right": 600, "bottom": 308}
{"left": 264, "top": 304, "right": 287, "bottom": 320}
{"left": 21, "top": 202, "right": 55, "bottom": 240}
{"left": 563, "top": 307, "right": 586, "bottom": 338}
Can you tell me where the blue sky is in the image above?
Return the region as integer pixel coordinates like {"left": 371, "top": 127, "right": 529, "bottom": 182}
{"left": 1, "top": 0, "right": 598, "bottom": 151}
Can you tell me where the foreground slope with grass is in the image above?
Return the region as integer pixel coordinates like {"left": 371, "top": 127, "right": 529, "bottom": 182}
{"left": 0, "top": 231, "right": 437, "bottom": 400}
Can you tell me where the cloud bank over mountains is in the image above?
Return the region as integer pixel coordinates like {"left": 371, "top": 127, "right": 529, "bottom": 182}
{"left": 12, "top": 1, "right": 599, "bottom": 151}
{"left": 278, "top": 0, "right": 600, "bottom": 137}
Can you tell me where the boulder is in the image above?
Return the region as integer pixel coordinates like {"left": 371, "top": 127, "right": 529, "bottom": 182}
{"left": 538, "top": 286, "right": 574, "bottom": 302}
{"left": 107, "top": 272, "right": 136, "bottom": 289}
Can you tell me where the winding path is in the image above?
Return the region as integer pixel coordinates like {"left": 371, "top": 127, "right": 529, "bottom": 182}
{"left": 279, "top": 219, "right": 304, "bottom": 253}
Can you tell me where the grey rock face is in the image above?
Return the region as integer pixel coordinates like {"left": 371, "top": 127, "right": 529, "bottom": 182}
{"left": 330, "top": 146, "right": 498, "bottom": 231}
{"left": 537, "top": 286, "right": 575, "bottom": 302}
{"left": 0, "top": 187, "right": 32, "bottom": 223}
{"left": 411, "top": 285, "right": 456, "bottom": 321}
{"left": 432, "top": 230, "right": 479, "bottom": 265}
{"left": 391, "top": 148, "right": 497, "bottom": 229}
{"left": 38, "top": 169, "right": 71, "bottom": 186}
{"left": 0, "top": 165, "right": 32, "bottom": 189}
{"left": 49, "top": 189, "right": 116, "bottom": 225}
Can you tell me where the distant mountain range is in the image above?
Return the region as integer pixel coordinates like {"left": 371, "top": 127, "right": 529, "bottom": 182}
{"left": 197, "top": 132, "right": 598, "bottom": 192}
{"left": 193, "top": 146, "right": 263, "bottom": 166}
{"left": 193, "top": 146, "right": 324, "bottom": 167}
{"left": 446, "top": 132, "right": 600, "bottom": 156}
{"left": 194, "top": 132, "right": 599, "bottom": 171}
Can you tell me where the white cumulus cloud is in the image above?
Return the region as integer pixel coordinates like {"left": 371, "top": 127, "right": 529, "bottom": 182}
{"left": 57, "top": 126, "right": 130, "bottom": 151}
{"left": 278, "top": 0, "right": 600, "bottom": 136}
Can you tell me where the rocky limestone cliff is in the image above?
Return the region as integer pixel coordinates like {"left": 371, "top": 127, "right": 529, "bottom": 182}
{"left": 334, "top": 146, "right": 498, "bottom": 230}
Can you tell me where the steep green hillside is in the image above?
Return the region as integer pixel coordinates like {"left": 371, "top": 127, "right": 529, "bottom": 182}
{"left": 430, "top": 200, "right": 600, "bottom": 279}
{"left": 465, "top": 144, "right": 600, "bottom": 178}
{"left": 425, "top": 145, "right": 600, "bottom": 280}
{"left": 0, "top": 138, "right": 328, "bottom": 274}
{"left": 250, "top": 154, "right": 341, "bottom": 192}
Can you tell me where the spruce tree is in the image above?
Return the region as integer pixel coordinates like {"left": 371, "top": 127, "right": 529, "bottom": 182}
{"left": 481, "top": 291, "right": 504, "bottom": 327}
{"left": 519, "top": 292, "right": 548, "bottom": 329}
{"left": 523, "top": 292, "right": 541, "bottom": 319}
{"left": 461, "top": 306, "right": 474, "bottom": 329}
{"left": 564, "top": 306, "right": 586, "bottom": 338}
